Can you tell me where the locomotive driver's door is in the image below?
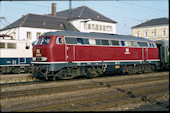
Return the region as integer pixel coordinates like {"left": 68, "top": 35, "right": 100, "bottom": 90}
{"left": 66, "top": 45, "right": 75, "bottom": 62}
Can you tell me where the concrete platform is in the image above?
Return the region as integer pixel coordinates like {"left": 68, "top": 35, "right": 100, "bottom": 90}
{"left": 0, "top": 73, "right": 35, "bottom": 84}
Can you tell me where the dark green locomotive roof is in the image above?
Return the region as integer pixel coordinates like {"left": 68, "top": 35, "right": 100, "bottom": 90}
{"left": 155, "top": 40, "right": 169, "bottom": 46}
{"left": 43, "top": 31, "right": 152, "bottom": 42}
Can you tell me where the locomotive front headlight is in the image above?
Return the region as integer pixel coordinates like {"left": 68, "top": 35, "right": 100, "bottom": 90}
{"left": 41, "top": 57, "right": 47, "bottom": 61}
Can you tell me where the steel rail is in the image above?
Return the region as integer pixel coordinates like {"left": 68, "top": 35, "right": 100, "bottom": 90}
{"left": 9, "top": 84, "right": 169, "bottom": 112}
{"left": 1, "top": 74, "right": 168, "bottom": 99}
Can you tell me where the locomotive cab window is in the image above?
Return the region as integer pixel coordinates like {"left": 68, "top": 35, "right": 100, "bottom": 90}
{"left": 41, "top": 37, "right": 51, "bottom": 45}
{"left": 56, "top": 37, "right": 63, "bottom": 44}
{"left": 152, "top": 43, "right": 156, "bottom": 48}
{"left": 34, "top": 38, "right": 42, "bottom": 45}
{"left": 149, "top": 42, "right": 156, "bottom": 48}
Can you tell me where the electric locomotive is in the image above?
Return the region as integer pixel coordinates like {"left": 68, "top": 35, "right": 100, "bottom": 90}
{"left": 0, "top": 37, "right": 32, "bottom": 74}
{"left": 31, "top": 31, "right": 159, "bottom": 80}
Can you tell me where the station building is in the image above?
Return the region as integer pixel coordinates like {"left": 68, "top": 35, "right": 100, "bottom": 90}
{"left": 0, "top": 3, "right": 117, "bottom": 42}
{"left": 131, "top": 17, "right": 169, "bottom": 41}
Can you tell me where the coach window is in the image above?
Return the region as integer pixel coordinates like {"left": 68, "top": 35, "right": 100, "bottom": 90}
{"left": 89, "top": 39, "right": 96, "bottom": 45}
{"left": 65, "top": 37, "right": 77, "bottom": 44}
{"left": 111, "top": 40, "right": 119, "bottom": 46}
{"left": 56, "top": 37, "right": 63, "bottom": 44}
{"left": 0, "top": 42, "right": 5, "bottom": 48}
{"left": 101, "top": 40, "right": 109, "bottom": 45}
{"left": 7, "top": 43, "right": 16, "bottom": 49}
{"left": 96, "top": 39, "right": 101, "bottom": 45}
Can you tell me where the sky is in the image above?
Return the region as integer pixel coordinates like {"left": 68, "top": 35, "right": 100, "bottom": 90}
{"left": 0, "top": 0, "right": 169, "bottom": 35}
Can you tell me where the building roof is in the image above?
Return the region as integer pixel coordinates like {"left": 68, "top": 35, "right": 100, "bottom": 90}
{"left": 53, "top": 6, "right": 117, "bottom": 23}
{"left": 0, "top": 14, "right": 79, "bottom": 31}
{"left": 131, "top": 17, "right": 169, "bottom": 29}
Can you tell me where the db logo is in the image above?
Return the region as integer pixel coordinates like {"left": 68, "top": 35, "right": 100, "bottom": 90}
{"left": 125, "top": 48, "right": 130, "bottom": 54}
{"left": 36, "top": 49, "right": 40, "bottom": 54}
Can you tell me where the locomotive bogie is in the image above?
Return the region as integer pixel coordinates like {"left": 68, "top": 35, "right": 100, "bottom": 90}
{"left": 31, "top": 31, "right": 160, "bottom": 80}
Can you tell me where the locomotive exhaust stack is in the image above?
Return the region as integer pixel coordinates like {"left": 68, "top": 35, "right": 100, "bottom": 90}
{"left": 52, "top": 3, "right": 56, "bottom": 17}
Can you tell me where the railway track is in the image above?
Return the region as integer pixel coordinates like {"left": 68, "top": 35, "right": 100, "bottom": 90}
{"left": 1, "top": 72, "right": 168, "bottom": 99}
{"left": 1, "top": 71, "right": 169, "bottom": 111}
{"left": 6, "top": 81, "right": 169, "bottom": 111}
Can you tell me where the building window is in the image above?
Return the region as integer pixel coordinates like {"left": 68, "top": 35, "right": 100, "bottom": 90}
{"left": 110, "top": 26, "right": 113, "bottom": 32}
{"left": 162, "top": 28, "right": 166, "bottom": 37}
{"left": 103, "top": 25, "right": 105, "bottom": 31}
{"left": 92, "top": 24, "right": 95, "bottom": 30}
{"left": 100, "top": 25, "right": 102, "bottom": 31}
{"left": 13, "top": 32, "right": 16, "bottom": 39}
{"left": 144, "top": 30, "right": 148, "bottom": 38}
{"left": 37, "top": 32, "right": 41, "bottom": 39}
{"left": 153, "top": 29, "right": 157, "bottom": 38}
{"left": 95, "top": 25, "right": 98, "bottom": 30}
{"left": 84, "top": 23, "right": 87, "bottom": 30}
{"left": 88, "top": 24, "right": 91, "bottom": 29}
{"left": 27, "top": 32, "right": 32, "bottom": 40}
{"left": 136, "top": 31, "right": 140, "bottom": 37}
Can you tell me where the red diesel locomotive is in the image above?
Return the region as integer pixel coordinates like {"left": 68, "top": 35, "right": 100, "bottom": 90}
{"left": 31, "top": 31, "right": 159, "bottom": 80}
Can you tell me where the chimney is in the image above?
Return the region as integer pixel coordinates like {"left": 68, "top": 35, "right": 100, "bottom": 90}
{"left": 52, "top": 3, "right": 56, "bottom": 17}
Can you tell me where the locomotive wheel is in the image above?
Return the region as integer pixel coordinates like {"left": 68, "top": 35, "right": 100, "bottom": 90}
{"left": 143, "top": 64, "right": 152, "bottom": 73}
{"left": 150, "top": 65, "right": 155, "bottom": 72}
{"left": 86, "top": 66, "right": 99, "bottom": 78}
{"left": 127, "top": 65, "right": 137, "bottom": 74}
